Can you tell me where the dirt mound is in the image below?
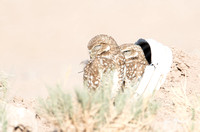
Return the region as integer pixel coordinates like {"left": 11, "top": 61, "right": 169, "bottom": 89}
{"left": 160, "top": 47, "right": 200, "bottom": 98}
{"left": 151, "top": 47, "right": 200, "bottom": 131}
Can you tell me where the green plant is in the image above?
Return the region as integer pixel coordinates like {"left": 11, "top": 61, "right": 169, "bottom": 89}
{"left": 37, "top": 81, "right": 159, "bottom": 131}
{"left": 0, "top": 72, "right": 9, "bottom": 100}
{"left": 0, "top": 104, "right": 7, "bottom": 132}
{"left": 0, "top": 72, "right": 8, "bottom": 132}
{"left": 37, "top": 84, "right": 73, "bottom": 127}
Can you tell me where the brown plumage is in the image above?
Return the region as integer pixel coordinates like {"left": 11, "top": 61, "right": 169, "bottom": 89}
{"left": 83, "top": 34, "right": 125, "bottom": 98}
{"left": 120, "top": 43, "right": 149, "bottom": 89}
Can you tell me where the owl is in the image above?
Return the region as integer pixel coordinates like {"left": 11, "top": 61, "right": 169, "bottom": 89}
{"left": 83, "top": 34, "right": 125, "bottom": 98}
{"left": 119, "top": 43, "right": 149, "bottom": 90}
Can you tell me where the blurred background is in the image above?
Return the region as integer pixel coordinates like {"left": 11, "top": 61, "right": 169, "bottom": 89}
{"left": 0, "top": 0, "right": 200, "bottom": 98}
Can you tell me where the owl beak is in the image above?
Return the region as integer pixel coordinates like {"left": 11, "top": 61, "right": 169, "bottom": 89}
{"left": 133, "top": 52, "right": 138, "bottom": 57}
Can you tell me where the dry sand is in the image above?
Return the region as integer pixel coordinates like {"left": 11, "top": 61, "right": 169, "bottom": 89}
{"left": 0, "top": 0, "right": 200, "bottom": 131}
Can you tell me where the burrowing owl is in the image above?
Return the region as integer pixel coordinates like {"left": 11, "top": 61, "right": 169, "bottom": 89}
{"left": 119, "top": 43, "right": 149, "bottom": 89}
{"left": 83, "top": 34, "right": 125, "bottom": 98}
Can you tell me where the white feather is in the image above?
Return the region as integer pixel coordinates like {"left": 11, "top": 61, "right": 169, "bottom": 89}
{"left": 111, "top": 70, "right": 119, "bottom": 98}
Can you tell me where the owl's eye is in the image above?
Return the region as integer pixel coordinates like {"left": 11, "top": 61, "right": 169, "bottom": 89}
{"left": 123, "top": 50, "right": 131, "bottom": 56}
{"left": 123, "top": 50, "right": 131, "bottom": 53}
{"left": 93, "top": 45, "right": 101, "bottom": 51}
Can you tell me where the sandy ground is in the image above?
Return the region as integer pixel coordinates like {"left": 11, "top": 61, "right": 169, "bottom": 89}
{"left": 1, "top": 0, "right": 200, "bottom": 131}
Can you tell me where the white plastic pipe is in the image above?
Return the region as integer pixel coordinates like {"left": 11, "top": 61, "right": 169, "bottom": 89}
{"left": 135, "top": 39, "right": 173, "bottom": 97}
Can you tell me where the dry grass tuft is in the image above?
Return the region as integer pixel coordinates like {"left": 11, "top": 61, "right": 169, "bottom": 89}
{"left": 0, "top": 72, "right": 9, "bottom": 132}
{"left": 36, "top": 71, "right": 200, "bottom": 132}
{"left": 0, "top": 104, "right": 7, "bottom": 132}
{"left": 0, "top": 72, "right": 9, "bottom": 100}
{"left": 37, "top": 82, "right": 159, "bottom": 131}
{"left": 170, "top": 78, "right": 200, "bottom": 132}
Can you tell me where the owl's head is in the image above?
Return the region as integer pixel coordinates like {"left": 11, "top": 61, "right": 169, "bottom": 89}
{"left": 87, "top": 34, "right": 119, "bottom": 59}
{"left": 120, "top": 44, "right": 138, "bottom": 59}
{"left": 120, "top": 43, "right": 147, "bottom": 63}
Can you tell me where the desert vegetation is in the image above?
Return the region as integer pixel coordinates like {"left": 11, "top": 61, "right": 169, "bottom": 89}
{"left": 0, "top": 72, "right": 9, "bottom": 132}
{"left": 37, "top": 82, "right": 159, "bottom": 131}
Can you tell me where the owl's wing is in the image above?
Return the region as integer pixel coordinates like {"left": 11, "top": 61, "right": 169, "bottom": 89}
{"left": 134, "top": 39, "right": 173, "bottom": 98}
{"left": 79, "top": 59, "right": 90, "bottom": 73}
{"left": 83, "top": 59, "right": 101, "bottom": 91}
